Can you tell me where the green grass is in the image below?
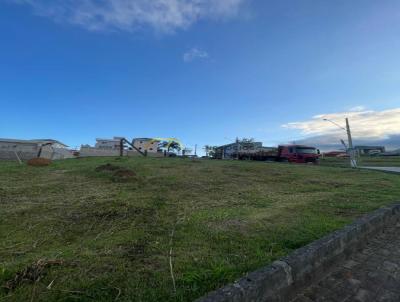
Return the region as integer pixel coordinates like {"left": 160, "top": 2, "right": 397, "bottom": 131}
{"left": 320, "top": 156, "right": 400, "bottom": 168}
{"left": 1, "top": 157, "right": 400, "bottom": 301}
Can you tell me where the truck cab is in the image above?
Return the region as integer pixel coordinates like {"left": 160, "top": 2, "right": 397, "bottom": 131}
{"left": 278, "top": 145, "right": 320, "bottom": 164}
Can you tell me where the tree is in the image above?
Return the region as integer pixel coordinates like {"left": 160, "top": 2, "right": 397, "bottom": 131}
{"left": 168, "top": 141, "right": 181, "bottom": 153}
{"left": 204, "top": 145, "right": 211, "bottom": 157}
{"left": 159, "top": 140, "right": 181, "bottom": 153}
{"left": 204, "top": 145, "right": 218, "bottom": 158}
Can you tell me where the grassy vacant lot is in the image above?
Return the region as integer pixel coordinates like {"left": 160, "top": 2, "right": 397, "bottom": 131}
{"left": 320, "top": 156, "right": 400, "bottom": 168}
{"left": 1, "top": 157, "right": 400, "bottom": 301}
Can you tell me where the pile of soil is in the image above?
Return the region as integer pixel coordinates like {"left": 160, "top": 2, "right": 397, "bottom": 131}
{"left": 112, "top": 168, "right": 137, "bottom": 182}
{"left": 4, "top": 259, "right": 63, "bottom": 291}
{"left": 27, "top": 158, "right": 52, "bottom": 167}
{"left": 95, "top": 163, "right": 137, "bottom": 182}
{"left": 95, "top": 163, "right": 120, "bottom": 172}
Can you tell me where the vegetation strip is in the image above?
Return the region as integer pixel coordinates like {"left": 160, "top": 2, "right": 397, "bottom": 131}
{"left": 197, "top": 204, "right": 400, "bottom": 302}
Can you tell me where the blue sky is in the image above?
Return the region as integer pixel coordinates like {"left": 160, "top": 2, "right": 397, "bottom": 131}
{"left": 1, "top": 0, "right": 400, "bottom": 151}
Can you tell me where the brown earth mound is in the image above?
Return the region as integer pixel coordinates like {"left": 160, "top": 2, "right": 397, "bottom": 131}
{"left": 27, "top": 158, "right": 52, "bottom": 166}
{"left": 112, "top": 168, "right": 137, "bottom": 182}
{"left": 95, "top": 163, "right": 120, "bottom": 172}
{"left": 95, "top": 164, "right": 137, "bottom": 182}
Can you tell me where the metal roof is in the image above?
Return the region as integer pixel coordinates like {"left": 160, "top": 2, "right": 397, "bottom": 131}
{"left": 132, "top": 138, "right": 155, "bottom": 141}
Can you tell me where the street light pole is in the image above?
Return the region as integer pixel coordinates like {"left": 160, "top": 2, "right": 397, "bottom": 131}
{"left": 236, "top": 137, "right": 240, "bottom": 160}
{"left": 345, "top": 118, "right": 357, "bottom": 168}
{"left": 323, "top": 118, "right": 357, "bottom": 168}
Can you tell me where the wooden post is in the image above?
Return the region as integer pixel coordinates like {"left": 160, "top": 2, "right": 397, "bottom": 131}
{"left": 120, "top": 139, "right": 124, "bottom": 157}
{"left": 14, "top": 151, "right": 22, "bottom": 164}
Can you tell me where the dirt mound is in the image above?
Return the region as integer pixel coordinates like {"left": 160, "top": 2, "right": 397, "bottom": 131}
{"left": 95, "top": 163, "right": 120, "bottom": 172}
{"left": 4, "top": 259, "right": 63, "bottom": 291}
{"left": 95, "top": 164, "right": 137, "bottom": 182}
{"left": 112, "top": 168, "right": 137, "bottom": 182}
{"left": 27, "top": 158, "right": 52, "bottom": 166}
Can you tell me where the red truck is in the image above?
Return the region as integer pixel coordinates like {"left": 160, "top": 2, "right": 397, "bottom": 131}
{"left": 239, "top": 144, "right": 320, "bottom": 164}
{"left": 277, "top": 145, "right": 320, "bottom": 164}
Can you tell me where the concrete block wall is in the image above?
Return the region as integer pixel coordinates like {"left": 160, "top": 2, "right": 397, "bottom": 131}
{"left": 0, "top": 142, "right": 74, "bottom": 161}
{"left": 80, "top": 148, "right": 165, "bottom": 158}
{"left": 0, "top": 151, "right": 38, "bottom": 160}
{"left": 197, "top": 204, "right": 400, "bottom": 302}
{"left": 0, "top": 142, "right": 39, "bottom": 160}
{"left": 79, "top": 147, "right": 123, "bottom": 157}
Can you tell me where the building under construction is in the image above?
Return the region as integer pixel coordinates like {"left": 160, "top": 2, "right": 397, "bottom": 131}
{"left": 0, "top": 138, "right": 73, "bottom": 161}
{"left": 79, "top": 137, "right": 183, "bottom": 157}
{"left": 214, "top": 141, "right": 276, "bottom": 159}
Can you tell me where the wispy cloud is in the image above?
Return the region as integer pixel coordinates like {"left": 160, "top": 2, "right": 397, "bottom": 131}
{"left": 348, "top": 105, "right": 366, "bottom": 112}
{"left": 283, "top": 107, "right": 400, "bottom": 139}
{"left": 183, "top": 48, "right": 209, "bottom": 62}
{"left": 282, "top": 107, "right": 400, "bottom": 150}
{"left": 10, "top": 0, "right": 246, "bottom": 33}
{"left": 292, "top": 134, "right": 400, "bottom": 151}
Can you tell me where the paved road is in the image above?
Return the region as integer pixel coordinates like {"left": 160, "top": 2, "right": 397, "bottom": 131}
{"left": 359, "top": 167, "right": 400, "bottom": 174}
{"left": 293, "top": 223, "right": 400, "bottom": 302}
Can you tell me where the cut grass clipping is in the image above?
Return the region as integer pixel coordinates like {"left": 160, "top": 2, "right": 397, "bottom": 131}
{"left": 1, "top": 157, "right": 400, "bottom": 301}
{"left": 4, "top": 259, "right": 64, "bottom": 291}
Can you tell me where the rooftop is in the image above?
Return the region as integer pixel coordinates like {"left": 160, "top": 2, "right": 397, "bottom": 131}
{"left": 0, "top": 138, "right": 68, "bottom": 147}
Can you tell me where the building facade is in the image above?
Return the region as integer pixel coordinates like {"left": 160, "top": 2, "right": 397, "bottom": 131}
{"left": 215, "top": 141, "right": 263, "bottom": 159}
{"left": 132, "top": 138, "right": 159, "bottom": 154}
{"left": 80, "top": 137, "right": 123, "bottom": 157}
{"left": 79, "top": 137, "right": 162, "bottom": 157}
{"left": 94, "top": 137, "right": 124, "bottom": 150}
{"left": 355, "top": 146, "right": 386, "bottom": 155}
{"left": 0, "top": 138, "right": 72, "bottom": 160}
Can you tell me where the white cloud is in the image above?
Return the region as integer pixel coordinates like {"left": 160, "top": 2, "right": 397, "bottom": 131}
{"left": 282, "top": 107, "right": 400, "bottom": 140}
{"left": 183, "top": 48, "right": 209, "bottom": 62}
{"left": 348, "top": 105, "right": 366, "bottom": 112}
{"left": 11, "top": 0, "right": 246, "bottom": 33}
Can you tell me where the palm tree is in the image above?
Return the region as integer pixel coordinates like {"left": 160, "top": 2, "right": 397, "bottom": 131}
{"left": 204, "top": 145, "right": 210, "bottom": 157}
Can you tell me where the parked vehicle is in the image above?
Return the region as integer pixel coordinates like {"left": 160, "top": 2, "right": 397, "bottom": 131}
{"left": 278, "top": 145, "right": 320, "bottom": 163}
{"left": 238, "top": 144, "right": 320, "bottom": 164}
{"left": 323, "top": 151, "right": 348, "bottom": 158}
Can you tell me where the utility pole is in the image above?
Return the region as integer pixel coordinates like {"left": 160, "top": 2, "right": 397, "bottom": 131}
{"left": 236, "top": 137, "right": 240, "bottom": 160}
{"left": 323, "top": 117, "right": 357, "bottom": 168}
{"left": 345, "top": 118, "right": 357, "bottom": 168}
{"left": 119, "top": 139, "right": 124, "bottom": 157}
{"left": 195, "top": 144, "right": 197, "bottom": 156}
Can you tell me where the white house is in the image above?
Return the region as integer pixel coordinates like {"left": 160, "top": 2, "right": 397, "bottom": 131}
{"left": 94, "top": 137, "right": 124, "bottom": 150}
{"left": 79, "top": 137, "right": 165, "bottom": 157}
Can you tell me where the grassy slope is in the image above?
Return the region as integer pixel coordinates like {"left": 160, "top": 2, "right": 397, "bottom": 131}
{"left": 1, "top": 157, "right": 400, "bottom": 301}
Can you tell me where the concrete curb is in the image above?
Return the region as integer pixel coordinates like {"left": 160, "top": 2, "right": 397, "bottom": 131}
{"left": 196, "top": 204, "right": 400, "bottom": 302}
{"left": 358, "top": 166, "right": 400, "bottom": 175}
